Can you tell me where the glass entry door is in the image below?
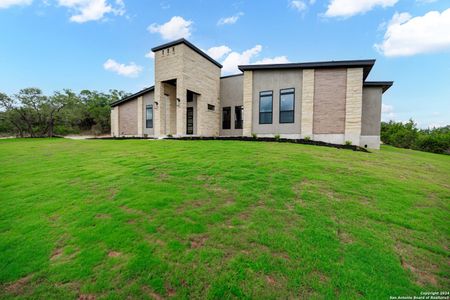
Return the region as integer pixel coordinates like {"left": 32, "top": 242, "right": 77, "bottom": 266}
{"left": 186, "top": 107, "right": 194, "bottom": 135}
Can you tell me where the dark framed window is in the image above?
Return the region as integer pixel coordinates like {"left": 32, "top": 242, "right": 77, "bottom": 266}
{"left": 222, "top": 107, "right": 231, "bottom": 129}
{"left": 279, "top": 88, "right": 295, "bottom": 123}
{"left": 146, "top": 104, "right": 153, "bottom": 128}
{"left": 235, "top": 106, "right": 243, "bottom": 129}
{"left": 208, "top": 104, "right": 215, "bottom": 111}
{"left": 259, "top": 91, "right": 273, "bottom": 124}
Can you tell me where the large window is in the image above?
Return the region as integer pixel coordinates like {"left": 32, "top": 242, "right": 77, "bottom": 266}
{"left": 146, "top": 104, "right": 153, "bottom": 128}
{"left": 235, "top": 106, "right": 243, "bottom": 129}
{"left": 222, "top": 107, "right": 231, "bottom": 129}
{"left": 280, "top": 88, "right": 295, "bottom": 123}
{"left": 259, "top": 91, "right": 273, "bottom": 124}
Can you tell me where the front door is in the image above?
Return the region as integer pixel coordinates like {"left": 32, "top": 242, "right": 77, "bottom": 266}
{"left": 186, "top": 107, "right": 194, "bottom": 135}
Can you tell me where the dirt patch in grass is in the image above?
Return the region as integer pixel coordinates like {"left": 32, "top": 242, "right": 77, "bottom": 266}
{"left": 266, "top": 275, "right": 277, "bottom": 286}
{"left": 95, "top": 213, "right": 111, "bottom": 219}
{"left": 337, "top": 228, "right": 354, "bottom": 244}
{"left": 50, "top": 247, "right": 63, "bottom": 261}
{"left": 4, "top": 274, "right": 33, "bottom": 295}
{"left": 190, "top": 235, "right": 208, "bottom": 249}
{"left": 108, "top": 251, "right": 122, "bottom": 258}
{"left": 119, "top": 205, "right": 145, "bottom": 216}
{"left": 395, "top": 242, "right": 439, "bottom": 287}
{"left": 109, "top": 187, "right": 118, "bottom": 200}
{"left": 78, "top": 294, "right": 96, "bottom": 300}
{"left": 142, "top": 286, "right": 163, "bottom": 300}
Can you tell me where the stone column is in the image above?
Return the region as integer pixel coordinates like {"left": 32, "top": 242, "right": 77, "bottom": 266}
{"left": 154, "top": 81, "right": 163, "bottom": 138}
{"left": 110, "top": 107, "right": 119, "bottom": 137}
{"left": 243, "top": 71, "right": 253, "bottom": 137}
{"left": 176, "top": 77, "right": 187, "bottom": 136}
{"left": 137, "top": 96, "right": 143, "bottom": 137}
{"left": 345, "top": 68, "right": 363, "bottom": 145}
{"left": 301, "top": 69, "right": 314, "bottom": 138}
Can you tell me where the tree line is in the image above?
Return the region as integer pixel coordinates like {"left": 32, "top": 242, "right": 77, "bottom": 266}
{"left": 0, "top": 88, "right": 128, "bottom": 137}
{"left": 381, "top": 120, "right": 450, "bottom": 155}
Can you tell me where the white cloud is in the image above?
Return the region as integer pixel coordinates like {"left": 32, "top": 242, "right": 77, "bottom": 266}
{"left": 145, "top": 51, "right": 155, "bottom": 59}
{"left": 382, "top": 103, "right": 395, "bottom": 121}
{"left": 103, "top": 59, "right": 142, "bottom": 77}
{"left": 325, "top": 0, "right": 398, "bottom": 18}
{"left": 57, "top": 0, "right": 125, "bottom": 23}
{"left": 217, "top": 12, "right": 243, "bottom": 25}
{"left": 254, "top": 56, "right": 290, "bottom": 64}
{"left": 290, "top": 1, "right": 307, "bottom": 12}
{"left": 148, "top": 16, "right": 193, "bottom": 40}
{"left": 206, "top": 45, "right": 231, "bottom": 60}
{"left": 0, "top": 0, "right": 32, "bottom": 9}
{"left": 221, "top": 45, "right": 262, "bottom": 74}
{"left": 375, "top": 9, "right": 450, "bottom": 57}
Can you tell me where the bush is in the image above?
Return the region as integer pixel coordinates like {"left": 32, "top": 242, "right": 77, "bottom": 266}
{"left": 252, "top": 133, "right": 257, "bottom": 139}
{"left": 381, "top": 120, "right": 450, "bottom": 155}
{"left": 274, "top": 134, "right": 281, "bottom": 141}
{"left": 345, "top": 140, "right": 352, "bottom": 146}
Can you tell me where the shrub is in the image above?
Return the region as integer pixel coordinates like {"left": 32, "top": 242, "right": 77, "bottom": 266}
{"left": 303, "top": 136, "right": 311, "bottom": 141}
{"left": 345, "top": 140, "right": 352, "bottom": 146}
{"left": 381, "top": 120, "right": 450, "bottom": 155}
{"left": 274, "top": 134, "right": 281, "bottom": 141}
{"left": 252, "top": 133, "right": 257, "bottom": 139}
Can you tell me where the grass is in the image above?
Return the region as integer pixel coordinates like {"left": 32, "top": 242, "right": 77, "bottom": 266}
{"left": 0, "top": 138, "right": 449, "bottom": 299}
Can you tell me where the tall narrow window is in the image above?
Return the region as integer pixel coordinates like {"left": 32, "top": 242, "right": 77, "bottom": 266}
{"left": 235, "top": 106, "right": 243, "bottom": 129}
{"left": 222, "top": 107, "right": 231, "bottom": 129}
{"left": 259, "top": 91, "right": 273, "bottom": 124}
{"left": 280, "top": 88, "right": 295, "bottom": 123}
{"left": 146, "top": 104, "right": 153, "bottom": 128}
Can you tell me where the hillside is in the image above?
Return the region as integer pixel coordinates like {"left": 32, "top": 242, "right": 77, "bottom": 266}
{"left": 0, "top": 139, "right": 449, "bottom": 299}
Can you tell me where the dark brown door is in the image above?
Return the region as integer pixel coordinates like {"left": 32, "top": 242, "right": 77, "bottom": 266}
{"left": 186, "top": 107, "right": 194, "bottom": 135}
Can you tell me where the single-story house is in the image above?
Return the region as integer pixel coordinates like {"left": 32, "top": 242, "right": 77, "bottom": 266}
{"left": 110, "top": 38, "right": 393, "bottom": 149}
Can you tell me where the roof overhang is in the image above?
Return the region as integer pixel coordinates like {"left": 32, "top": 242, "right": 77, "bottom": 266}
{"left": 110, "top": 86, "right": 154, "bottom": 107}
{"left": 151, "top": 38, "right": 223, "bottom": 68}
{"left": 238, "top": 59, "right": 376, "bottom": 80}
{"left": 363, "top": 81, "right": 393, "bottom": 93}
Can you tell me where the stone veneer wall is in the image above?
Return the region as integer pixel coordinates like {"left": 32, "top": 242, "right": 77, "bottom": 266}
{"left": 243, "top": 71, "right": 253, "bottom": 136}
{"left": 301, "top": 69, "right": 314, "bottom": 138}
{"left": 153, "top": 43, "right": 221, "bottom": 137}
{"left": 344, "top": 68, "right": 363, "bottom": 145}
{"left": 111, "top": 106, "right": 119, "bottom": 136}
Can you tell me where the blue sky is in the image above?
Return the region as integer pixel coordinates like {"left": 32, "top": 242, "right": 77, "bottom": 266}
{"left": 0, "top": 0, "right": 449, "bottom": 128}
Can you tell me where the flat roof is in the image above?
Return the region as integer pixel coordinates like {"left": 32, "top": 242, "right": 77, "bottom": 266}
{"left": 151, "top": 38, "right": 223, "bottom": 68}
{"left": 238, "top": 59, "right": 376, "bottom": 80}
{"left": 110, "top": 86, "right": 154, "bottom": 107}
{"left": 364, "top": 81, "right": 394, "bottom": 93}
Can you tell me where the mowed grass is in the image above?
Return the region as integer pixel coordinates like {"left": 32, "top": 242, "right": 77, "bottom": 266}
{"left": 0, "top": 139, "right": 449, "bottom": 299}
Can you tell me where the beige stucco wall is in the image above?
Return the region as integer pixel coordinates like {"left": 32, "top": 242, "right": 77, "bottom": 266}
{"left": 118, "top": 98, "right": 138, "bottom": 136}
{"left": 313, "top": 68, "right": 347, "bottom": 134}
{"left": 251, "top": 69, "right": 303, "bottom": 135}
{"left": 220, "top": 75, "right": 244, "bottom": 136}
{"left": 361, "top": 86, "right": 382, "bottom": 136}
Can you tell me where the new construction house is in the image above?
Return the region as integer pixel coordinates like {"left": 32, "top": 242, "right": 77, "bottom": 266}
{"left": 110, "top": 38, "right": 393, "bottom": 149}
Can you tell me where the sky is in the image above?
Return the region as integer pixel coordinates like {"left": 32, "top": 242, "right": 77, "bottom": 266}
{"left": 0, "top": 0, "right": 449, "bottom": 128}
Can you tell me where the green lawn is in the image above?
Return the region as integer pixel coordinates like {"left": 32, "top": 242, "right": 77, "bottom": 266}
{"left": 0, "top": 139, "right": 449, "bottom": 299}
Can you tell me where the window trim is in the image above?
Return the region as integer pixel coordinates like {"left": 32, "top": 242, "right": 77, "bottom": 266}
{"left": 222, "top": 106, "right": 231, "bottom": 130}
{"left": 259, "top": 90, "right": 273, "bottom": 125}
{"left": 279, "top": 88, "right": 295, "bottom": 124}
{"left": 146, "top": 104, "right": 153, "bottom": 128}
